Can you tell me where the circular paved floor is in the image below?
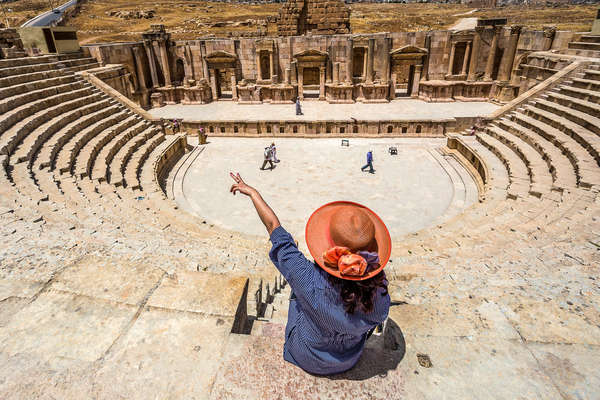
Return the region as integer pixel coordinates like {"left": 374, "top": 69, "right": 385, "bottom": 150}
{"left": 177, "top": 138, "right": 476, "bottom": 240}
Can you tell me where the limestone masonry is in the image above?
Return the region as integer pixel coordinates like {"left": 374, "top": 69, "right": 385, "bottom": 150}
{"left": 0, "top": 5, "right": 599, "bottom": 399}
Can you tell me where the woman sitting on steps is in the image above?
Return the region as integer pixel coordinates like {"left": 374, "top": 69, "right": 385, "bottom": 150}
{"left": 229, "top": 172, "right": 391, "bottom": 375}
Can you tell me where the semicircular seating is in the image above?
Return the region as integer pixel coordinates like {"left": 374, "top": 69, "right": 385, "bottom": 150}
{"left": 0, "top": 52, "right": 599, "bottom": 398}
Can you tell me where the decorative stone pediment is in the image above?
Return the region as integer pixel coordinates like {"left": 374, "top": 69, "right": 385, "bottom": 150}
{"left": 293, "top": 49, "right": 328, "bottom": 64}
{"left": 256, "top": 39, "right": 274, "bottom": 52}
{"left": 352, "top": 36, "right": 370, "bottom": 48}
{"left": 205, "top": 51, "right": 237, "bottom": 65}
{"left": 390, "top": 45, "right": 427, "bottom": 62}
{"left": 391, "top": 45, "right": 427, "bottom": 55}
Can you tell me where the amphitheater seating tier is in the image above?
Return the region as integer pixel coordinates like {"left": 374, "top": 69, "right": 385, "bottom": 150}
{"left": 0, "top": 51, "right": 599, "bottom": 397}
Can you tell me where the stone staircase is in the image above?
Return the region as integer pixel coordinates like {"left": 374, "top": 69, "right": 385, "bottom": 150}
{"left": 0, "top": 49, "right": 599, "bottom": 398}
{"left": 568, "top": 34, "right": 600, "bottom": 58}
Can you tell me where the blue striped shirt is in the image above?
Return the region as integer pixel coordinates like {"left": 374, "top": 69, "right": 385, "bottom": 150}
{"left": 269, "top": 226, "right": 390, "bottom": 375}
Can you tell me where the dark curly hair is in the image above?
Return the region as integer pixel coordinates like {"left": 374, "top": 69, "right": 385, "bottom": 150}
{"left": 327, "top": 271, "right": 388, "bottom": 314}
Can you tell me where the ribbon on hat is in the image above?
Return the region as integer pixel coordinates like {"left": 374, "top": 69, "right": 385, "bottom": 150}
{"left": 322, "top": 246, "right": 380, "bottom": 276}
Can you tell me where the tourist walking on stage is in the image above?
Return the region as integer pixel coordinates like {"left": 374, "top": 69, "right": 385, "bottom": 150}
{"left": 229, "top": 172, "right": 391, "bottom": 375}
{"left": 270, "top": 142, "right": 280, "bottom": 163}
{"left": 260, "top": 146, "right": 274, "bottom": 170}
{"left": 361, "top": 150, "right": 375, "bottom": 174}
{"left": 296, "top": 97, "right": 303, "bottom": 115}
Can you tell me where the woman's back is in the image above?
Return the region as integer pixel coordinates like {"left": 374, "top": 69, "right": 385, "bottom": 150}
{"left": 269, "top": 226, "right": 390, "bottom": 375}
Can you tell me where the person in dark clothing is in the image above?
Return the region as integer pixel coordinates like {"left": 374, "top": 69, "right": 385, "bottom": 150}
{"left": 229, "top": 172, "right": 391, "bottom": 375}
{"left": 361, "top": 150, "right": 375, "bottom": 174}
{"left": 296, "top": 98, "right": 303, "bottom": 115}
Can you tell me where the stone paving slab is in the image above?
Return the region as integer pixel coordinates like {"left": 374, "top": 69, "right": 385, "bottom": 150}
{"left": 0, "top": 290, "right": 136, "bottom": 362}
{"left": 499, "top": 300, "right": 600, "bottom": 346}
{"left": 388, "top": 299, "right": 520, "bottom": 340}
{"left": 95, "top": 308, "right": 233, "bottom": 400}
{"left": 209, "top": 329, "right": 564, "bottom": 400}
{"left": 49, "top": 255, "right": 165, "bottom": 306}
{"left": 527, "top": 342, "right": 600, "bottom": 400}
{"left": 147, "top": 270, "right": 248, "bottom": 316}
{"left": 150, "top": 100, "right": 499, "bottom": 122}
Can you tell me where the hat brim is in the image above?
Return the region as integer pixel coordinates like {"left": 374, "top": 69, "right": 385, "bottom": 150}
{"left": 305, "top": 201, "right": 392, "bottom": 281}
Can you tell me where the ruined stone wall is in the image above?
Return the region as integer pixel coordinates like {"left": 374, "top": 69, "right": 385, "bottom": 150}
{"left": 277, "top": 0, "right": 350, "bottom": 36}
{"left": 85, "top": 26, "right": 572, "bottom": 106}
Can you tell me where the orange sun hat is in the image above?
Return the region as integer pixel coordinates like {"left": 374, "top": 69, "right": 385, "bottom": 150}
{"left": 305, "top": 201, "right": 392, "bottom": 281}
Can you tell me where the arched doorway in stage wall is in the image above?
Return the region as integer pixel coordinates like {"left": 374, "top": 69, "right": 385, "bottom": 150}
{"left": 204, "top": 50, "right": 238, "bottom": 100}
{"left": 390, "top": 45, "right": 427, "bottom": 98}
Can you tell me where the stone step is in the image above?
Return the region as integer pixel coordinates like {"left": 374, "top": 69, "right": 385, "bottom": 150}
{"left": 129, "top": 133, "right": 167, "bottom": 191}
{"left": 0, "top": 68, "right": 66, "bottom": 89}
{"left": 476, "top": 132, "right": 532, "bottom": 199}
{"left": 0, "top": 88, "right": 99, "bottom": 157}
{"left": 74, "top": 117, "right": 146, "bottom": 180}
{"left": 54, "top": 111, "right": 130, "bottom": 174}
{"left": 59, "top": 113, "right": 137, "bottom": 176}
{"left": 36, "top": 104, "right": 122, "bottom": 171}
{"left": 498, "top": 116, "right": 577, "bottom": 190}
{"left": 109, "top": 126, "right": 160, "bottom": 187}
{"left": 570, "top": 77, "right": 600, "bottom": 92}
{"left": 13, "top": 98, "right": 113, "bottom": 165}
{"left": 0, "top": 85, "right": 95, "bottom": 140}
{"left": 556, "top": 85, "right": 600, "bottom": 105}
{"left": 486, "top": 124, "right": 554, "bottom": 197}
{"left": 582, "top": 69, "right": 600, "bottom": 81}
{"left": 525, "top": 103, "right": 600, "bottom": 165}
{"left": 534, "top": 97, "right": 600, "bottom": 137}
{"left": 0, "top": 74, "right": 80, "bottom": 102}
{"left": 517, "top": 107, "right": 600, "bottom": 188}
{"left": 0, "top": 52, "right": 86, "bottom": 69}
{"left": 0, "top": 76, "right": 83, "bottom": 110}
{"left": 580, "top": 35, "right": 600, "bottom": 44}
{"left": 568, "top": 41, "right": 600, "bottom": 51}
{"left": 0, "top": 57, "right": 97, "bottom": 79}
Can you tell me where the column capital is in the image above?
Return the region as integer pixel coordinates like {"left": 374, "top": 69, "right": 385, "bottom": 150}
{"left": 492, "top": 25, "right": 504, "bottom": 35}
{"left": 474, "top": 26, "right": 486, "bottom": 34}
{"left": 510, "top": 25, "right": 523, "bottom": 35}
{"left": 543, "top": 25, "right": 557, "bottom": 39}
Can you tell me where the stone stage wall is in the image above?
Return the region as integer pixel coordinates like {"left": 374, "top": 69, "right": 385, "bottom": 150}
{"left": 84, "top": 23, "right": 580, "bottom": 109}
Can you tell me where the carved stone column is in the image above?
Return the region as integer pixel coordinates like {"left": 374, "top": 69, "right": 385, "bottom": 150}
{"left": 132, "top": 46, "right": 147, "bottom": 91}
{"left": 290, "top": 61, "right": 298, "bottom": 85}
{"left": 411, "top": 64, "right": 423, "bottom": 98}
{"left": 333, "top": 62, "right": 340, "bottom": 84}
{"left": 497, "top": 25, "right": 522, "bottom": 82}
{"left": 298, "top": 66, "right": 304, "bottom": 100}
{"left": 468, "top": 27, "right": 484, "bottom": 82}
{"left": 346, "top": 38, "right": 353, "bottom": 84}
{"left": 484, "top": 26, "right": 502, "bottom": 81}
{"left": 144, "top": 40, "right": 159, "bottom": 88}
{"left": 319, "top": 66, "right": 326, "bottom": 100}
{"left": 366, "top": 39, "right": 375, "bottom": 84}
{"left": 382, "top": 37, "right": 391, "bottom": 84}
{"left": 269, "top": 51, "right": 275, "bottom": 80}
{"left": 255, "top": 51, "right": 262, "bottom": 81}
{"left": 200, "top": 41, "right": 210, "bottom": 81}
{"left": 231, "top": 73, "right": 238, "bottom": 101}
{"left": 209, "top": 69, "right": 218, "bottom": 99}
{"left": 542, "top": 26, "right": 556, "bottom": 51}
{"left": 461, "top": 41, "right": 471, "bottom": 76}
{"left": 159, "top": 40, "right": 172, "bottom": 87}
{"left": 447, "top": 41, "right": 456, "bottom": 76}
{"left": 284, "top": 68, "right": 291, "bottom": 84}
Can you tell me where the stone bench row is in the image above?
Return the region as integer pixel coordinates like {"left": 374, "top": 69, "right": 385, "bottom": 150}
{"left": 0, "top": 88, "right": 98, "bottom": 157}
{"left": 73, "top": 118, "right": 146, "bottom": 180}
{"left": 0, "top": 57, "right": 98, "bottom": 79}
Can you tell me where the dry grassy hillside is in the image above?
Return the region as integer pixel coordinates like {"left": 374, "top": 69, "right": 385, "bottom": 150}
{"left": 2, "top": 0, "right": 598, "bottom": 43}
